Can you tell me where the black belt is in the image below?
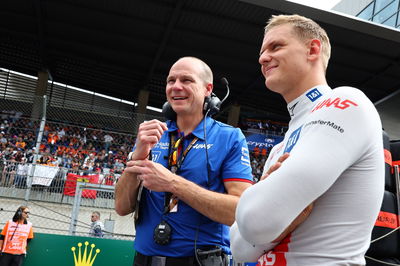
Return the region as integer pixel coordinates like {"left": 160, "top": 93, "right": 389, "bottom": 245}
{"left": 134, "top": 252, "right": 198, "bottom": 266}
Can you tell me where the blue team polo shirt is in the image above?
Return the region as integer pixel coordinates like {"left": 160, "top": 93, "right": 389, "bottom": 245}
{"left": 134, "top": 116, "right": 253, "bottom": 257}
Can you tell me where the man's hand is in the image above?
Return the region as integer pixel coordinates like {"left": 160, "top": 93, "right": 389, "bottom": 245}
{"left": 272, "top": 202, "right": 314, "bottom": 243}
{"left": 115, "top": 119, "right": 167, "bottom": 216}
{"left": 127, "top": 159, "right": 176, "bottom": 192}
{"left": 260, "top": 152, "right": 289, "bottom": 181}
{"left": 133, "top": 120, "right": 167, "bottom": 160}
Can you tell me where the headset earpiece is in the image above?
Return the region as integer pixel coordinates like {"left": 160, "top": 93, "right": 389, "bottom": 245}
{"left": 162, "top": 93, "right": 221, "bottom": 121}
{"left": 162, "top": 101, "right": 177, "bottom": 121}
{"left": 203, "top": 93, "right": 221, "bottom": 117}
{"left": 17, "top": 208, "right": 22, "bottom": 219}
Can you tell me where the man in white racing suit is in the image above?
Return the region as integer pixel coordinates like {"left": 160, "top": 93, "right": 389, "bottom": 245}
{"left": 230, "top": 14, "right": 384, "bottom": 266}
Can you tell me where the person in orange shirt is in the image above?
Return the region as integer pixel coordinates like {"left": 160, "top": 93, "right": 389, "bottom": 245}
{"left": 253, "top": 146, "right": 260, "bottom": 158}
{"left": 0, "top": 206, "right": 34, "bottom": 266}
{"left": 261, "top": 147, "right": 267, "bottom": 157}
{"left": 15, "top": 137, "right": 26, "bottom": 150}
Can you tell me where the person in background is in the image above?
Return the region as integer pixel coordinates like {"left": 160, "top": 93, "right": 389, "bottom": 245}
{"left": 89, "top": 211, "right": 104, "bottom": 238}
{"left": 0, "top": 206, "right": 34, "bottom": 266}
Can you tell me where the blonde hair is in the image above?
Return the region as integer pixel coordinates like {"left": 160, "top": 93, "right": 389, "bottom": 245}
{"left": 265, "top": 14, "right": 331, "bottom": 71}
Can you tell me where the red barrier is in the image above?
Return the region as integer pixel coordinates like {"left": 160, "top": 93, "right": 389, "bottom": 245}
{"left": 63, "top": 173, "right": 99, "bottom": 199}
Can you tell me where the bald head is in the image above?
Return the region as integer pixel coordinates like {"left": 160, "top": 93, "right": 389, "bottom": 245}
{"left": 173, "top": 57, "right": 213, "bottom": 85}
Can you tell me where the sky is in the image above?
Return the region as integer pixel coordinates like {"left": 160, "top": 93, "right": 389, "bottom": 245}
{"left": 287, "top": 0, "right": 342, "bottom": 10}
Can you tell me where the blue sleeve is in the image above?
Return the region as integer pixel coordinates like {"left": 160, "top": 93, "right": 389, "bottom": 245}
{"left": 221, "top": 128, "right": 253, "bottom": 183}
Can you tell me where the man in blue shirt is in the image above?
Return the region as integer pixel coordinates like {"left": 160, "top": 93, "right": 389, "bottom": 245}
{"left": 115, "top": 56, "right": 253, "bottom": 266}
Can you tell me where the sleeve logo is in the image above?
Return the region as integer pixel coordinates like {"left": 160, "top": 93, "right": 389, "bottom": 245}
{"left": 241, "top": 147, "right": 250, "bottom": 166}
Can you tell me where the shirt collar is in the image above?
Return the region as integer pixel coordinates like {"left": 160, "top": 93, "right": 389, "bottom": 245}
{"left": 287, "top": 84, "right": 331, "bottom": 117}
{"left": 166, "top": 116, "right": 214, "bottom": 140}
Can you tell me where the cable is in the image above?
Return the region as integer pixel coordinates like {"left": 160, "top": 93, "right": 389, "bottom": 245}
{"left": 365, "top": 256, "right": 400, "bottom": 266}
{"left": 363, "top": 225, "right": 400, "bottom": 266}
{"left": 194, "top": 226, "right": 202, "bottom": 266}
{"left": 194, "top": 78, "right": 230, "bottom": 264}
{"left": 193, "top": 109, "right": 212, "bottom": 266}
{"left": 220, "top": 77, "right": 230, "bottom": 104}
{"left": 204, "top": 109, "right": 211, "bottom": 186}
{"left": 370, "top": 225, "right": 400, "bottom": 243}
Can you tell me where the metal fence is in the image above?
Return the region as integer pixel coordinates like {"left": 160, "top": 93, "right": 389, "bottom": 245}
{"left": 0, "top": 159, "right": 136, "bottom": 240}
{"left": 0, "top": 68, "right": 166, "bottom": 241}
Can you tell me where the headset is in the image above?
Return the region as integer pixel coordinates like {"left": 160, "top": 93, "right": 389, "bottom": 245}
{"left": 17, "top": 207, "right": 23, "bottom": 218}
{"left": 162, "top": 77, "right": 229, "bottom": 121}
{"left": 12, "top": 207, "right": 23, "bottom": 222}
{"left": 162, "top": 93, "right": 222, "bottom": 121}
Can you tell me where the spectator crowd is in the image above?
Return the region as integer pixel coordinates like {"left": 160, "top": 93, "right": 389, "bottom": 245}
{"left": 1, "top": 111, "right": 280, "bottom": 188}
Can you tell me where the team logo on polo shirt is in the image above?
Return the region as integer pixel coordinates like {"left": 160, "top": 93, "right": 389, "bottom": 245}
{"left": 284, "top": 126, "right": 302, "bottom": 153}
{"left": 306, "top": 88, "right": 322, "bottom": 102}
{"left": 151, "top": 151, "right": 161, "bottom": 162}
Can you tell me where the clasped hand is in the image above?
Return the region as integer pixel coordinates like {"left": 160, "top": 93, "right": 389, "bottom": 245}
{"left": 125, "top": 119, "right": 175, "bottom": 192}
{"left": 126, "top": 159, "right": 176, "bottom": 192}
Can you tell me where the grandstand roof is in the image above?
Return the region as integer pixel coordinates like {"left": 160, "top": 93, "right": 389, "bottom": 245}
{"left": 1, "top": 0, "right": 400, "bottom": 132}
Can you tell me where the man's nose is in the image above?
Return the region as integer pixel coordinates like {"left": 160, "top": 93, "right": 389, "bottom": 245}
{"left": 259, "top": 51, "right": 271, "bottom": 65}
{"left": 170, "top": 81, "right": 184, "bottom": 90}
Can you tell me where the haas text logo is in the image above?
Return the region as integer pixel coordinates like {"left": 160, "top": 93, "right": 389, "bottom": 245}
{"left": 312, "top": 97, "right": 358, "bottom": 112}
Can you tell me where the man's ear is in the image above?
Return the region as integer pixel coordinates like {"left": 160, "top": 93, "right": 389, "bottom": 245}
{"left": 308, "top": 39, "right": 322, "bottom": 62}
{"left": 205, "top": 83, "right": 213, "bottom": 97}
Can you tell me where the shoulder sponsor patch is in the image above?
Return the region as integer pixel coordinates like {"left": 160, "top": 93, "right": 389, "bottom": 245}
{"left": 284, "top": 126, "right": 302, "bottom": 153}
{"left": 306, "top": 88, "right": 322, "bottom": 102}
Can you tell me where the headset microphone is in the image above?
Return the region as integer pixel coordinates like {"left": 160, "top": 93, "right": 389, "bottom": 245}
{"left": 221, "top": 77, "right": 228, "bottom": 86}
{"left": 220, "top": 77, "right": 230, "bottom": 104}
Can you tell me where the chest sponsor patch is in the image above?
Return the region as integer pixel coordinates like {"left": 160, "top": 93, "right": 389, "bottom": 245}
{"left": 192, "top": 143, "right": 213, "bottom": 149}
{"left": 153, "top": 142, "right": 170, "bottom": 149}
{"left": 284, "top": 126, "right": 302, "bottom": 153}
{"left": 306, "top": 88, "right": 322, "bottom": 102}
{"left": 151, "top": 151, "right": 161, "bottom": 162}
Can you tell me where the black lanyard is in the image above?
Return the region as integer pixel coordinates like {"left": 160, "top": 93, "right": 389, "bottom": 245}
{"left": 163, "top": 132, "right": 198, "bottom": 215}
{"left": 10, "top": 222, "right": 19, "bottom": 241}
{"left": 168, "top": 133, "right": 199, "bottom": 174}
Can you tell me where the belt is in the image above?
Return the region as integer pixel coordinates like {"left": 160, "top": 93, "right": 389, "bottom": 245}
{"left": 134, "top": 252, "right": 198, "bottom": 266}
